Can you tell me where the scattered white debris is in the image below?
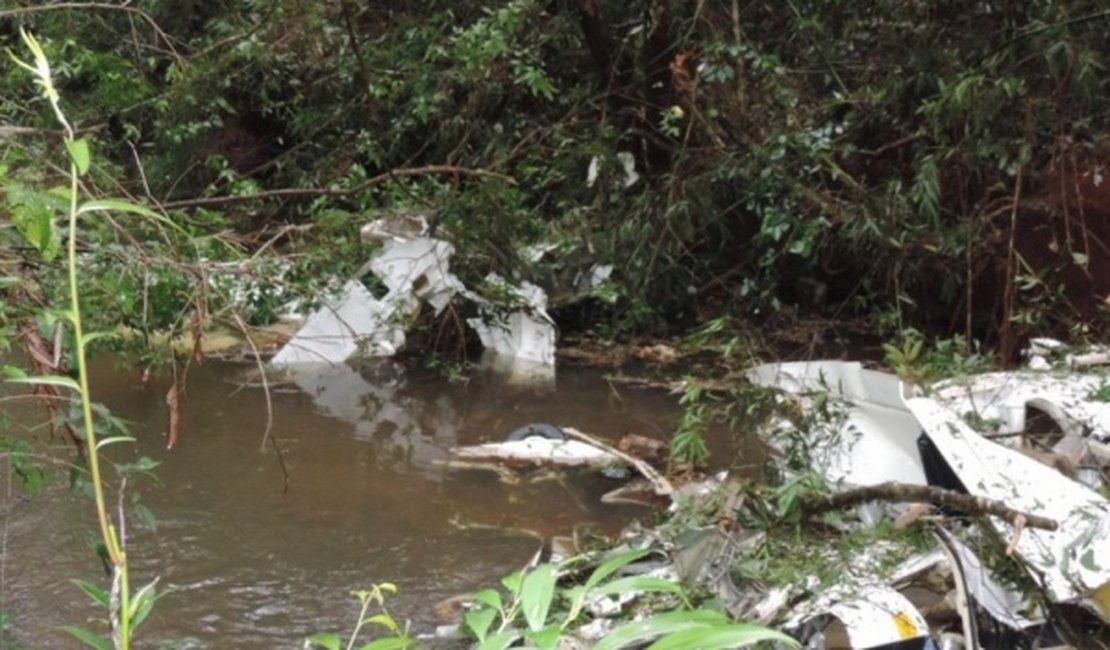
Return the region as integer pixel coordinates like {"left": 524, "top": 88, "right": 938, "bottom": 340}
{"left": 783, "top": 583, "right": 931, "bottom": 648}
{"left": 269, "top": 280, "right": 404, "bottom": 365}
{"left": 447, "top": 437, "right": 621, "bottom": 470}
{"left": 747, "top": 362, "right": 927, "bottom": 492}
{"left": 750, "top": 359, "right": 1110, "bottom": 626}
{"left": 272, "top": 220, "right": 557, "bottom": 368}
{"left": 907, "top": 396, "right": 1110, "bottom": 617}
{"left": 931, "top": 370, "right": 1110, "bottom": 461}
{"left": 468, "top": 276, "right": 556, "bottom": 366}
{"left": 586, "top": 151, "right": 639, "bottom": 188}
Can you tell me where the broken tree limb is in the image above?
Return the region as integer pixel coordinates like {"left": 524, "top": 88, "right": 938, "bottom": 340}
{"left": 804, "top": 481, "right": 1058, "bottom": 531}
{"left": 158, "top": 165, "right": 516, "bottom": 210}
{"left": 561, "top": 427, "right": 675, "bottom": 496}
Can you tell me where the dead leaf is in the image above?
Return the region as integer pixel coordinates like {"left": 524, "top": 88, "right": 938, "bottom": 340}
{"left": 166, "top": 381, "right": 181, "bottom": 449}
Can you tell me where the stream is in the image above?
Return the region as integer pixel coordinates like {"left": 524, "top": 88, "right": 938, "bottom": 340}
{"left": 1, "top": 358, "right": 693, "bottom": 648}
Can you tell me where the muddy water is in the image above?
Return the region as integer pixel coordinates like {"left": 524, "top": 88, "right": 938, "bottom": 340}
{"left": 1, "top": 359, "right": 684, "bottom": 648}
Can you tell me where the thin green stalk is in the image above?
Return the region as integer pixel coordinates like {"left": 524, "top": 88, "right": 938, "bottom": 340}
{"left": 12, "top": 27, "right": 131, "bottom": 650}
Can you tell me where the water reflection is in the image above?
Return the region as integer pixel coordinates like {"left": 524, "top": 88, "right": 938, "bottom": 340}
{"left": 2, "top": 357, "right": 678, "bottom": 648}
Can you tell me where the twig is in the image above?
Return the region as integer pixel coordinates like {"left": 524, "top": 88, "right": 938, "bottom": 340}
{"left": 159, "top": 165, "right": 516, "bottom": 210}
{"left": 232, "top": 314, "right": 290, "bottom": 493}
{"left": 805, "top": 481, "right": 1057, "bottom": 531}
{"left": 0, "top": 3, "right": 184, "bottom": 66}
{"left": 561, "top": 427, "right": 674, "bottom": 496}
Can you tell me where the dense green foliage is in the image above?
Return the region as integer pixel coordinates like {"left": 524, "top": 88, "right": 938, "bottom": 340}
{"left": 5, "top": 1, "right": 1110, "bottom": 355}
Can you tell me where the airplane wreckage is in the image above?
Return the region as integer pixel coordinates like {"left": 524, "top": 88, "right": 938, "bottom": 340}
{"left": 262, "top": 216, "right": 1109, "bottom": 648}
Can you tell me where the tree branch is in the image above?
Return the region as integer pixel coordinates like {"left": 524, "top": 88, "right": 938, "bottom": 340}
{"left": 805, "top": 481, "right": 1058, "bottom": 531}
{"left": 0, "top": 3, "right": 184, "bottom": 65}
{"left": 157, "top": 165, "right": 516, "bottom": 211}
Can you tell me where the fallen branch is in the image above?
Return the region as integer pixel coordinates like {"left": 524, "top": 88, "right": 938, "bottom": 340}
{"left": 158, "top": 165, "right": 516, "bottom": 210}
{"left": 562, "top": 427, "right": 675, "bottom": 496}
{"left": 805, "top": 481, "right": 1058, "bottom": 531}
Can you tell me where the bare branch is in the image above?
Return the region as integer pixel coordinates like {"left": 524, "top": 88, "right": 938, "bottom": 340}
{"left": 157, "top": 165, "right": 517, "bottom": 211}
{"left": 805, "top": 481, "right": 1058, "bottom": 531}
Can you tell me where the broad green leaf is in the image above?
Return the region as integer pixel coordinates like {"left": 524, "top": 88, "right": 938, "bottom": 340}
{"left": 7, "top": 374, "right": 80, "bottom": 392}
{"left": 520, "top": 564, "right": 557, "bottom": 631}
{"left": 10, "top": 196, "right": 60, "bottom": 261}
{"left": 71, "top": 579, "right": 109, "bottom": 607}
{"left": 589, "top": 575, "right": 687, "bottom": 603}
{"left": 66, "top": 137, "right": 90, "bottom": 175}
{"left": 583, "top": 549, "right": 656, "bottom": 593}
{"left": 501, "top": 571, "right": 523, "bottom": 597}
{"left": 303, "top": 632, "right": 342, "bottom": 650}
{"left": 593, "top": 610, "right": 729, "bottom": 650}
{"left": 476, "top": 630, "right": 519, "bottom": 650}
{"left": 524, "top": 624, "right": 561, "bottom": 650}
{"left": 465, "top": 607, "right": 497, "bottom": 642}
{"left": 2, "top": 366, "right": 28, "bottom": 379}
{"left": 357, "top": 637, "right": 413, "bottom": 650}
{"left": 62, "top": 626, "right": 113, "bottom": 650}
{"left": 472, "top": 588, "right": 502, "bottom": 610}
{"left": 128, "top": 579, "right": 158, "bottom": 628}
{"left": 364, "top": 613, "right": 400, "bottom": 634}
{"left": 645, "top": 623, "right": 799, "bottom": 650}
{"left": 567, "top": 548, "right": 655, "bottom": 621}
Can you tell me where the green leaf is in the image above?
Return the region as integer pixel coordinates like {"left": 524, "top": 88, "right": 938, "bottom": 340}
{"left": 133, "top": 503, "right": 158, "bottom": 530}
{"left": 76, "top": 198, "right": 161, "bottom": 219}
{"left": 524, "top": 624, "right": 561, "bottom": 650}
{"left": 10, "top": 193, "right": 60, "bottom": 261}
{"left": 71, "top": 579, "right": 109, "bottom": 607}
{"left": 128, "top": 579, "right": 158, "bottom": 628}
{"left": 66, "top": 138, "right": 90, "bottom": 175}
{"left": 501, "top": 570, "right": 523, "bottom": 597}
{"left": 357, "top": 638, "right": 413, "bottom": 650}
{"left": 364, "top": 613, "right": 399, "bottom": 634}
{"left": 7, "top": 374, "right": 81, "bottom": 392}
{"left": 476, "top": 630, "right": 520, "bottom": 650}
{"left": 594, "top": 610, "right": 729, "bottom": 650}
{"left": 81, "top": 331, "right": 118, "bottom": 346}
{"left": 303, "top": 632, "right": 342, "bottom": 650}
{"left": 645, "top": 624, "right": 799, "bottom": 649}
{"left": 0, "top": 276, "right": 20, "bottom": 289}
{"left": 567, "top": 549, "right": 655, "bottom": 621}
{"left": 2, "top": 366, "right": 28, "bottom": 379}
{"left": 520, "top": 563, "right": 557, "bottom": 631}
{"left": 465, "top": 607, "right": 497, "bottom": 642}
{"left": 62, "top": 626, "right": 113, "bottom": 650}
{"left": 472, "top": 588, "right": 503, "bottom": 610}
{"left": 589, "top": 575, "right": 687, "bottom": 603}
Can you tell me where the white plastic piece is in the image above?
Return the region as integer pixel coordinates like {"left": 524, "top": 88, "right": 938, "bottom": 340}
{"left": 747, "top": 362, "right": 927, "bottom": 490}
{"left": 783, "top": 582, "right": 930, "bottom": 647}
{"left": 448, "top": 438, "right": 621, "bottom": 469}
{"left": 274, "top": 232, "right": 557, "bottom": 367}
{"left": 269, "top": 280, "right": 405, "bottom": 365}
{"left": 932, "top": 371, "right": 1110, "bottom": 458}
{"left": 468, "top": 276, "right": 555, "bottom": 366}
{"left": 940, "top": 531, "right": 1045, "bottom": 629}
{"left": 616, "top": 151, "right": 639, "bottom": 187}
{"left": 369, "top": 237, "right": 463, "bottom": 314}
{"left": 907, "top": 397, "right": 1110, "bottom": 617}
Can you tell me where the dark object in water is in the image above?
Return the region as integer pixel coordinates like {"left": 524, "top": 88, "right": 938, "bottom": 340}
{"left": 506, "top": 422, "right": 567, "bottom": 442}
